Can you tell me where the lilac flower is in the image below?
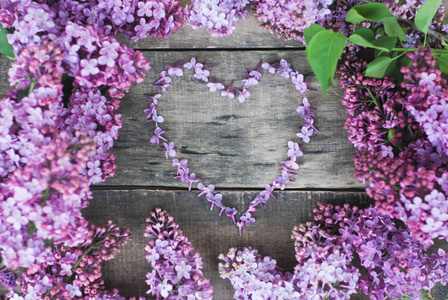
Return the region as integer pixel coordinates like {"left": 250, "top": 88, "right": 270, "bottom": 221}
{"left": 174, "top": 167, "right": 190, "bottom": 183}
{"left": 197, "top": 183, "right": 215, "bottom": 197}
{"left": 150, "top": 127, "right": 167, "bottom": 145}
{"left": 287, "top": 141, "right": 303, "bottom": 158}
{"left": 157, "top": 280, "right": 173, "bottom": 298}
{"left": 419, "top": 72, "right": 436, "bottom": 87}
{"left": 240, "top": 212, "right": 255, "bottom": 226}
{"left": 172, "top": 158, "right": 188, "bottom": 173}
{"left": 277, "top": 59, "right": 293, "bottom": 78}
{"left": 242, "top": 69, "right": 259, "bottom": 88}
{"left": 194, "top": 67, "right": 211, "bottom": 82}
{"left": 175, "top": 261, "right": 192, "bottom": 280}
{"left": 282, "top": 157, "right": 299, "bottom": 170}
{"left": 291, "top": 73, "right": 307, "bottom": 93}
{"left": 80, "top": 58, "right": 100, "bottom": 76}
{"left": 297, "top": 126, "right": 314, "bottom": 143}
{"left": 151, "top": 110, "right": 164, "bottom": 125}
{"left": 220, "top": 84, "right": 235, "bottom": 99}
{"left": 162, "top": 142, "right": 176, "bottom": 158}
{"left": 166, "top": 63, "right": 183, "bottom": 77}
{"left": 186, "top": 172, "right": 200, "bottom": 191}
{"left": 380, "top": 145, "right": 394, "bottom": 158}
{"left": 137, "top": 1, "right": 153, "bottom": 17}
{"left": 206, "top": 193, "right": 223, "bottom": 210}
{"left": 261, "top": 62, "right": 276, "bottom": 74}
{"left": 296, "top": 97, "right": 314, "bottom": 118}
{"left": 235, "top": 88, "right": 250, "bottom": 103}
{"left": 183, "top": 57, "right": 198, "bottom": 70}
{"left": 207, "top": 81, "right": 225, "bottom": 92}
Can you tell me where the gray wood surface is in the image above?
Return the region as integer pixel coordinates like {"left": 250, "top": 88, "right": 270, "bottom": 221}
{"left": 83, "top": 189, "right": 372, "bottom": 299}
{"left": 3, "top": 3, "right": 448, "bottom": 298}
{"left": 0, "top": 52, "right": 362, "bottom": 190}
{"left": 105, "top": 51, "right": 363, "bottom": 190}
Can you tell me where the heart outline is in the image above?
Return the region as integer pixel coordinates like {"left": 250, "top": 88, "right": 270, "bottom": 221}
{"left": 144, "top": 58, "right": 317, "bottom": 234}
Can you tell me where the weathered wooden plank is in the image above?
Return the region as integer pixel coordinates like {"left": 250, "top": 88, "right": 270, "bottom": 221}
{"left": 118, "top": 7, "right": 302, "bottom": 50}
{"left": 0, "top": 57, "right": 11, "bottom": 99}
{"left": 0, "top": 51, "right": 362, "bottom": 188}
{"left": 105, "top": 50, "right": 363, "bottom": 189}
{"left": 83, "top": 189, "right": 373, "bottom": 299}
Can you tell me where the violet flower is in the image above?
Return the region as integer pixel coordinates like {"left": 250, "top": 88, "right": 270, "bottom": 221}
{"left": 144, "top": 208, "right": 214, "bottom": 299}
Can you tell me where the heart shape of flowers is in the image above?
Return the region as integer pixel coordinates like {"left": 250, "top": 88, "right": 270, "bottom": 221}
{"left": 144, "top": 58, "right": 317, "bottom": 234}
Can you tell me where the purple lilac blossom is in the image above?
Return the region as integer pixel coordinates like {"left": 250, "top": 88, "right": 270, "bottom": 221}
{"left": 311, "top": 203, "right": 448, "bottom": 299}
{"left": 251, "top": 0, "right": 333, "bottom": 43}
{"left": 222, "top": 203, "right": 448, "bottom": 300}
{"left": 184, "top": 0, "right": 250, "bottom": 38}
{"left": 339, "top": 49, "right": 448, "bottom": 245}
{"left": 144, "top": 208, "right": 214, "bottom": 299}
{"left": 0, "top": 0, "right": 150, "bottom": 272}
{"left": 1, "top": 221, "right": 134, "bottom": 299}
{"left": 0, "top": 42, "right": 94, "bottom": 270}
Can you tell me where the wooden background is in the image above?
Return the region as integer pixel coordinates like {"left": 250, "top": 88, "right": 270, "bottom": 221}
{"left": 1, "top": 4, "right": 448, "bottom": 299}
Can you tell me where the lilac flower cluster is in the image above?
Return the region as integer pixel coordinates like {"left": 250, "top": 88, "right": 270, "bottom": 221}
{"left": 53, "top": 0, "right": 184, "bottom": 41}
{"left": 146, "top": 58, "right": 315, "bottom": 234}
{"left": 2, "top": 0, "right": 151, "bottom": 185}
{"left": 1, "top": 0, "right": 183, "bottom": 45}
{"left": 221, "top": 203, "right": 448, "bottom": 299}
{"left": 291, "top": 221, "right": 359, "bottom": 299}
{"left": 312, "top": 203, "right": 448, "bottom": 299}
{"left": 184, "top": 0, "right": 250, "bottom": 38}
{"left": 54, "top": 22, "right": 151, "bottom": 185}
{"left": 402, "top": 47, "right": 448, "bottom": 158}
{"left": 1, "top": 0, "right": 150, "bottom": 271}
{"left": 338, "top": 49, "right": 448, "bottom": 245}
{"left": 0, "top": 41, "right": 95, "bottom": 270}
{"left": 251, "top": 0, "right": 333, "bottom": 42}
{"left": 218, "top": 247, "right": 298, "bottom": 299}
{"left": 1, "top": 220, "right": 132, "bottom": 300}
{"left": 144, "top": 208, "right": 214, "bottom": 299}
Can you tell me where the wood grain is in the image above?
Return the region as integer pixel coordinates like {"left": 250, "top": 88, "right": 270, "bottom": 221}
{"left": 103, "top": 50, "right": 363, "bottom": 190}
{"left": 0, "top": 57, "right": 11, "bottom": 99}
{"left": 0, "top": 51, "right": 364, "bottom": 190}
{"left": 83, "top": 189, "right": 372, "bottom": 299}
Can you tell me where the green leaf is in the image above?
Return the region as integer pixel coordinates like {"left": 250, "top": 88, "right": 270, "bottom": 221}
{"left": 400, "top": 56, "right": 412, "bottom": 67}
{"left": 0, "top": 24, "right": 14, "bottom": 59}
{"left": 438, "top": 54, "right": 448, "bottom": 74}
{"left": 350, "top": 27, "right": 375, "bottom": 40}
{"left": 415, "top": 0, "right": 442, "bottom": 34}
{"left": 348, "top": 28, "right": 396, "bottom": 51}
{"left": 304, "top": 24, "right": 325, "bottom": 45}
{"left": 28, "top": 222, "right": 36, "bottom": 236}
{"left": 364, "top": 56, "right": 396, "bottom": 78}
{"left": 346, "top": 3, "right": 394, "bottom": 26}
{"left": 305, "top": 29, "right": 347, "bottom": 98}
{"left": 41, "top": 186, "right": 50, "bottom": 207}
{"left": 346, "top": 3, "right": 407, "bottom": 41}
{"left": 382, "top": 17, "right": 407, "bottom": 41}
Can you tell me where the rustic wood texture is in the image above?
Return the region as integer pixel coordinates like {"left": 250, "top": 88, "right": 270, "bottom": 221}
{"left": 0, "top": 57, "right": 11, "bottom": 99}
{"left": 3, "top": 3, "right": 448, "bottom": 298}
{"left": 118, "top": 6, "right": 302, "bottom": 49}
{"left": 83, "top": 189, "right": 372, "bottom": 299}
{"left": 105, "top": 50, "right": 364, "bottom": 190}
